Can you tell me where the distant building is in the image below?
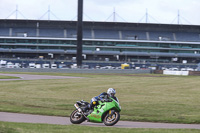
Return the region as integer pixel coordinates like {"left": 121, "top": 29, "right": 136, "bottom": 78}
{"left": 0, "top": 19, "right": 200, "bottom": 63}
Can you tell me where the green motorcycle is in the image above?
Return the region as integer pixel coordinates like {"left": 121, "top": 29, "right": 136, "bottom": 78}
{"left": 70, "top": 98, "right": 121, "bottom": 126}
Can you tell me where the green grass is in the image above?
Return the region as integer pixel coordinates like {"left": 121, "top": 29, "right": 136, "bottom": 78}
{"left": 0, "top": 75, "right": 19, "bottom": 79}
{"left": 0, "top": 72, "right": 200, "bottom": 124}
{"left": 0, "top": 121, "right": 199, "bottom": 133}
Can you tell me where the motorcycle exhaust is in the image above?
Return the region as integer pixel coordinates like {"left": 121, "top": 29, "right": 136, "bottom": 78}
{"left": 74, "top": 103, "right": 89, "bottom": 121}
{"left": 74, "top": 104, "right": 82, "bottom": 112}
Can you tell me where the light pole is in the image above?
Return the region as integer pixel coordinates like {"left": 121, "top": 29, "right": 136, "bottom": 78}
{"left": 77, "top": 0, "right": 83, "bottom": 67}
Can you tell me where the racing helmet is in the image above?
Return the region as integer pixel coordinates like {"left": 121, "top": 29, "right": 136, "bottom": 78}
{"left": 107, "top": 88, "right": 116, "bottom": 97}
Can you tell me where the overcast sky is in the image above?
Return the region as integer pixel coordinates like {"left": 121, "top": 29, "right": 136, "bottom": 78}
{"left": 0, "top": 0, "right": 200, "bottom": 25}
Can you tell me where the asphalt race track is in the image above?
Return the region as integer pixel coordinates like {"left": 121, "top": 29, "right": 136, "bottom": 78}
{"left": 0, "top": 112, "right": 200, "bottom": 129}
{"left": 0, "top": 73, "right": 83, "bottom": 81}
{"left": 0, "top": 73, "right": 200, "bottom": 129}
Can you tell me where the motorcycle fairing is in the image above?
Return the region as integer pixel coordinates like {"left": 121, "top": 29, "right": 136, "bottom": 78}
{"left": 87, "top": 98, "right": 121, "bottom": 123}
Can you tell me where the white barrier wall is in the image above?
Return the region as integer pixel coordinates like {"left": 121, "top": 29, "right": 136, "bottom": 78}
{"left": 163, "top": 70, "right": 189, "bottom": 76}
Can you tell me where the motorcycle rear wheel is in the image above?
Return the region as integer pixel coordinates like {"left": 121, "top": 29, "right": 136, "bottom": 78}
{"left": 70, "top": 109, "right": 86, "bottom": 124}
{"left": 103, "top": 111, "right": 120, "bottom": 126}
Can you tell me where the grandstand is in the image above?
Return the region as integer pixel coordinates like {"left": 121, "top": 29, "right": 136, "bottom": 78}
{"left": 0, "top": 19, "right": 200, "bottom": 68}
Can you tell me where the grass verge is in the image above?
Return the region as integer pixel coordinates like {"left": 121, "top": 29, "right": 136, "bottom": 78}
{"left": 0, "top": 121, "right": 199, "bottom": 133}
{"left": 0, "top": 75, "right": 20, "bottom": 79}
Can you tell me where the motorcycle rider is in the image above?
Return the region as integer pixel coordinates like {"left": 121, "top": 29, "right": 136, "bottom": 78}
{"left": 82, "top": 88, "right": 118, "bottom": 112}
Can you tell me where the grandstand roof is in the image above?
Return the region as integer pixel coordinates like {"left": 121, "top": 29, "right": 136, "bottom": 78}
{"left": 0, "top": 19, "right": 200, "bottom": 32}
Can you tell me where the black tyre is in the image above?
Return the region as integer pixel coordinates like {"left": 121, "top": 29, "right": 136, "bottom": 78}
{"left": 70, "top": 109, "right": 86, "bottom": 124}
{"left": 103, "top": 111, "right": 120, "bottom": 126}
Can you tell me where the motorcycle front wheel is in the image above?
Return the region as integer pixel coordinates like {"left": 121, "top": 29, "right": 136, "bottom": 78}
{"left": 70, "top": 109, "right": 86, "bottom": 124}
{"left": 103, "top": 111, "right": 120, "bottom": 126}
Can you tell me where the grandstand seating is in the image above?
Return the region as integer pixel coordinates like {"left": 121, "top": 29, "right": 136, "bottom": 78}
{"left": 83, "top": 29, "right": 92, "bottom": 39}
{"left": 94, "top": 29, "right": 119, "bottom": 39}
{"left": 0, "top": 28, "right": 9, "bottom": 36}
{"left": 12, "top": 27, "right": 36, "bottom": 37}
{"left": 39, "top": 28, "right": 63, "bottom": 38}
{"left": 148, "top": 31, "right": 174, "bottom": 41}
{"left": 66, "top": 28, "right": 76, "bottom": 38}
{"left": 0, "top": 26, "right": 200, "bottom": 43}
{"left": 121, "top": 30, "right": 147, "bottom": 40}
{"left": 174, "top": 32, "right": 200, "bottom": 42}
